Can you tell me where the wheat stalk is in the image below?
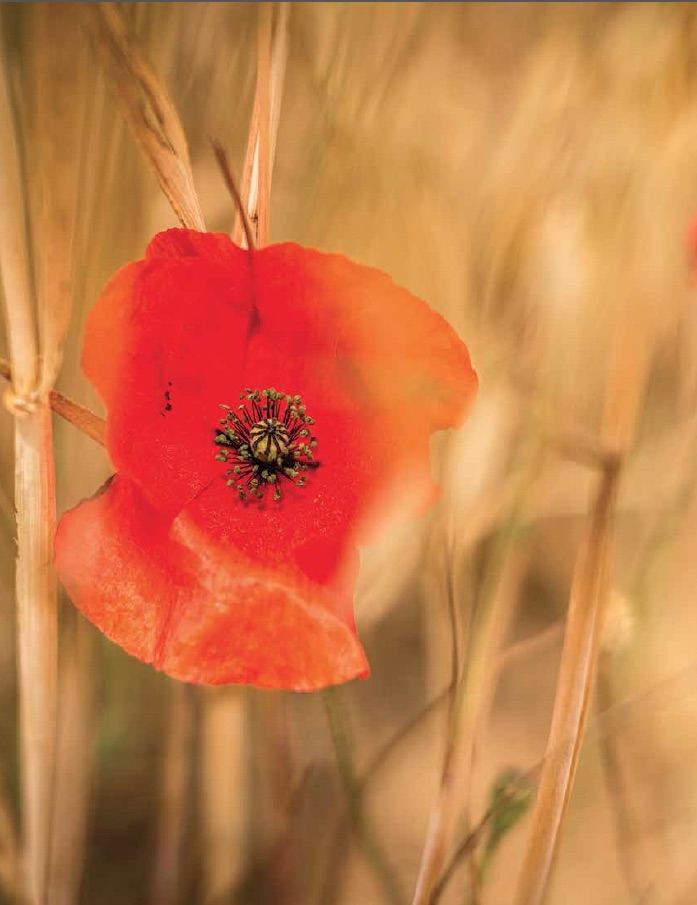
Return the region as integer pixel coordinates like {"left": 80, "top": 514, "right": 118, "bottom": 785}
{"left": 24, "top": 16, "right": 88, "bottom": 902}
{"left": 83, "top": 2, "right": 204, "bottom": 232}
{"left": 47, "top": 612, "right": 95, "bottom": 905}
{"left": 13, "top": 409, "right": 57, "bottom": 905}
{"left": 514, "top": 454, "right": 620, "bottom": 905}
{"left": 150, "top": 684, "right": 196, "bottom": 905}
{"left": 0, "top": 763, "right": 21, "bottom": 904}
{"left": 0, "top": 18, "right": 56, "bottom": 905}
{"left": 411, "top": 478, "right": 535, "bottom": 905}
{"left": 27, "top": 4, "right": 83, "bottom": 399}
{"left": 514, "top": 277, "right": 655, "bottom": 902}
{"left": 232, "top": 2, "right": 289, "bottom": 247}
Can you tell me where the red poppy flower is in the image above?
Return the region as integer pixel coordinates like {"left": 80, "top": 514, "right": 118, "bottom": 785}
{"left": 55, "top": 230, "right": 477, "bottom": 691}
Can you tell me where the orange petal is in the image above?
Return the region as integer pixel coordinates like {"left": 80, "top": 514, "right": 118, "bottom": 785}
{"left": 55, "top": 474, "right": 369, "bottom": 691}
{"left": 83, "top": 253, "right": 253, "bottom": 514}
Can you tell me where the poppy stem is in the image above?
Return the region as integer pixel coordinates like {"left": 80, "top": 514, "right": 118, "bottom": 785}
{"left": 0, "top": 358, "right": 105, "bottom": 448}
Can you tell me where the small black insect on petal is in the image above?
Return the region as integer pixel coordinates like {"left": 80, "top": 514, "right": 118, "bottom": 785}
{"left": 160, "top": 380, "right": 173, "bottom": 418}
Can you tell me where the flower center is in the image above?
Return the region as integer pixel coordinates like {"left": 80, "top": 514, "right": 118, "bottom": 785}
{"left": 249, "top": 418, "right": 290, "bottom": 463}
{"left": 214, "top": 388, "right": 318, "bottom": 502}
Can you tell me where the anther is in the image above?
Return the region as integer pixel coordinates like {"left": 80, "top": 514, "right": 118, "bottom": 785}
{"left": 213, "top": 387, "right": 320, "bottom": 503}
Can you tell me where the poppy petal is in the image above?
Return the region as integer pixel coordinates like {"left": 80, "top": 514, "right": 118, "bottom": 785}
{"left": 251, "top": 243, "right": 476, "bottom": 430}
{"left": 82, "top": 249, "right": 254, "bottom": 514}
{"left": 145, "top": 228, "right": 244, "bottom": 269}
{"left": 55, "top": 474, "right": 369, "bottom": 691}
{"left": 184, "top": 241, "right": 477, "bottom": 576}
{"left": 163, "top": 510, "right": 367, "bottom": 689}
{"left": 54, "top": 475, "right": 179, "bottom": 663}
{"left": 64, "top": 229, "right": 477, "bottom": 691}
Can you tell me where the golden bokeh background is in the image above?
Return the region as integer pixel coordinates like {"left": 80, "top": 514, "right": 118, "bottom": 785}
{"left": 2, "top": 3, "right": 697, "bottom": 904}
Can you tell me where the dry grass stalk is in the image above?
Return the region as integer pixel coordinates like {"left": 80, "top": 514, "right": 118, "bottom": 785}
{"left": 595, "top": 662, "right": 656, "bottom": 900}
{"left": 199, "top": 689, "right": 248, "bottom": 905}
{"left": 14, "top": 408, "right": 59, "bottom": 905}
{"left": 27, "top": 4, "right": 84, "bottom": 397}
{"left": 212, "top": 142, "right": 256, "bottom": 250}
{"left": 47, "top": 615, "right": 95, "bottom": 905}
{"left": 514, "top": 246, "right": 657, "bottom": 903}
{"left": 317, "top": 613, "right": 563, "bottom": 905}
{"left": 233, "top": 2, "right": 289, "bottom": 247}
{"left": 0, "top": 355, "right": 106, "bottom": 448}
{"left": 83, "top": 2, "right": 204, "bottom": 232}
{"left": 233, "top": 92, "right": 260, "bottom": 249}
{"left": 2, "top": 7, "right": 98, "bottom": 899}
{"left": 600, "top": 280, "right": 656, "bottom": 459}
{"left": 591, "top": 289, "right": 659, "bottom": 899}
{"left": 0, "top": 22, "right": 38, "bottom": 400}
{"left": 150, "top": 684, "right": 196, "bottom": 905}
{"left": 514, "top": 457, "right": 620, "bottom": 905}
{"left": 0, "top": 768, "right": 21, "bottom": 905}
{"left": 254, "top": 4, "right": 273, "bottom": 248}
{"left": 26, "top": 19, "right": 93, "bottom": 905}
{"left": 0, "top": 25, "right": 59, "bottom": 905}
{"left": 47, "top": 392, "right": 104, "bottom": 448}
{"left": 411, "top": 511, "right": 531, "bottom": 905}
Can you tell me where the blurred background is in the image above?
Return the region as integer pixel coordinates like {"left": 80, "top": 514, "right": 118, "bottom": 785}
{"left": 3, "top": 2, "right": 697, "bottom": 904}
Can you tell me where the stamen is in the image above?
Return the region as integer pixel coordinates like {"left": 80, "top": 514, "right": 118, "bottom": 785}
{"left": 213, "top": 387, "right": 319, "bottom": 502}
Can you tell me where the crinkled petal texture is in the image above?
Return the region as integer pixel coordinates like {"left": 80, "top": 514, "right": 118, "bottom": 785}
{"left": 56, "top": 230, "right": 477, "bottom": 691}
{"left": 56, "top": 475, "right": 366, "bottom": 690}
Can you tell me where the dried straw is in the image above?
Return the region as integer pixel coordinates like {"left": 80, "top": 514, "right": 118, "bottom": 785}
{"left": 150, "top": 684, "right": 196, "bottom": 905}
{"left": 514, "top": 455, "right": 620, "bottom": 905}
{"left": 47, "top": 614, "right": 95, "bottom": 905}
{"left": 233, "top": 2, "right": 289, "bottom": 247}
{"left": 0, "top": 356, "right": 105, "bottom": 448}
{"left": 411, "top": 499, "right": 533, "bottom": 905}
{"left": 514, "top": 273, "right": 654, "bottom": 903}
{"left": 199, "top": 689, "right": 248, "bottom": 904}
{"left": 0, "top": 26, "right": 37, "bottom": 400}
{"left": 27, "top": 4, "right": 84, "bottom": 397}
{"left": 13, "top": 409, "right": 58, "bottom": 905}
{"left": 83, "top": 2, "right": 205, "bottom": 232}
{"left": 254, "top": 4, "right": 273, "bottom": 248}
{"left": 47, "top": 392, "right": 104, "bottom": 448}
{"left": 0, "top": 18, "right": 56, "bottom": 905}
{"left": 0, "top": 768, "right": 21, "bottom": 904}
